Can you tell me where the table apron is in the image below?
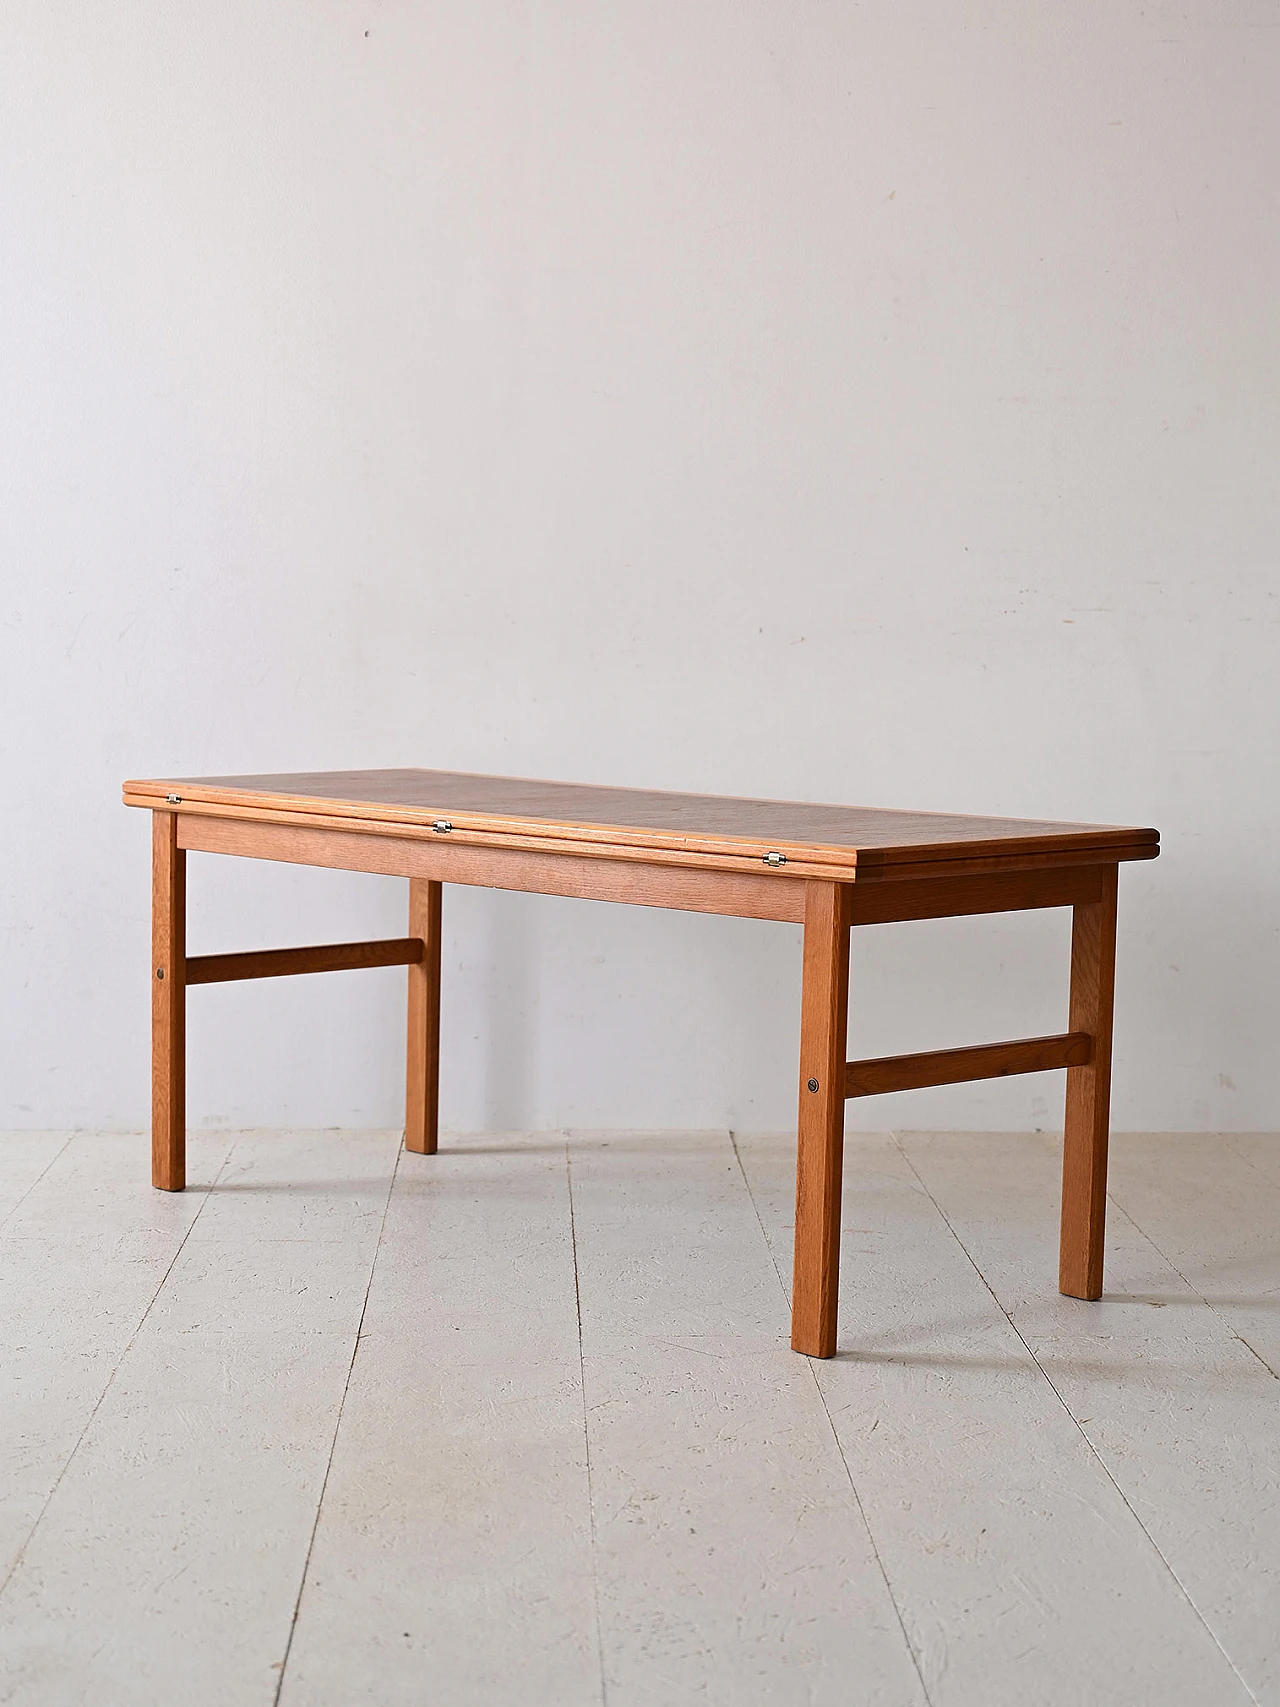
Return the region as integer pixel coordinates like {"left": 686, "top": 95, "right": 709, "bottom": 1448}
{"left": 848, "top": 863, "right": 1107, "bottom": 924}
{"left": 175, "top": 812, "right": 1114, "bottom": 927}
{"left": 176, "top": 812, "right": 807, "bottom": 922}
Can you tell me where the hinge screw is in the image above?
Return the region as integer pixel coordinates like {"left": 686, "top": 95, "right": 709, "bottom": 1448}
{"left": 156, "top": 969, "right": 164, "bottom": 980}
{"left": 807, "top": 1077, "right": 819, "bottom": 1093}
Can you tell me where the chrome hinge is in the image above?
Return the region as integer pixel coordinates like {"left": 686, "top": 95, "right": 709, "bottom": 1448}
{"left": 433, "top": 819, "right": 453, "bottom": 834}
{"left": 165, "top": 794, "right": 182, "bottom": 805}
{"left": 763, "top": 850, "right": 786, "bottom": 867}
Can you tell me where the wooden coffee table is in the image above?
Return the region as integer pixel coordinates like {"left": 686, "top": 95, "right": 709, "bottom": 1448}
{"left": 123, "top": 769, "right": 1158, "bottom": 1358}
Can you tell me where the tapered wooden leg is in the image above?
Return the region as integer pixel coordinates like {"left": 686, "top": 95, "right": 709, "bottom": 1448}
{"left": 152, "top": 810, "right": 186, "bottom": 1191}
{"left": 405, "top": 878, "right": 442, "bottom": 1154}
{"left": 791, "top": 880, "right": 852, "bottom": 1358}
{"left": 1059, "top": 863, "right": 1119, "bottom": 1298}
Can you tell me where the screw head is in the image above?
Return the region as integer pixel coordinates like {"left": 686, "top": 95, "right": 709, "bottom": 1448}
{"left": 156, "top": 968, "right": 164, "bottom": 979}
{"left": 807, "top": 1077, "right": 819, "bottom": 1093}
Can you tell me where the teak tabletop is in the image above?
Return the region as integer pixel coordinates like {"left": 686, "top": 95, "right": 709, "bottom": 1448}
{"left": 124, "top": 768, "right": 1158, "bottom": 1359}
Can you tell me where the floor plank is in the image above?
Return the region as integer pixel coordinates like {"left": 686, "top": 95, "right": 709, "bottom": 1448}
{"left": 2, "top": 1129, "right": 1274, "bottom": 1707}
{"left": 0, "top": 1130, "right": 400, "bottom": 1707}
{"left": 1225, "top": 1134, "right": 1280, "bottom": 1192}
{"left": 0, "top": 1131, "right": 233, "bottom": 1587}
{"left": 570, "top": 1130, "right": 927, "bottom": 1707}
{"left": 899, "top": 1130, "right": 1276, "bottom": 1705}
{"left": 278, "top": 1133, "right": 600, "bottom": 1707}
{"left": 736, "top": 1130, "right": 1254, "bottom": 1707}
{"left": 1110, "top": 1133, "right": 1280, "bottom": 1376}
{"left": 0, "top": 1133, "right": 74, "bottom": 1229}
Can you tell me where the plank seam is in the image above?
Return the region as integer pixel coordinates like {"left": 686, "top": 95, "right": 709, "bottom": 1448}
{"left": 0, "top": 1133, "right": 75, "bottom": 1240}
{"left": 0, "top": 1136, "right": 234, "bottom": 1603}
{"left": 565, "top": 1139, "right": 610, "bottom": 1707}
{"left": 890, "top": 1132, "right": 1262, "bottom": 1707}
{"left": 272, "top": 1143, "right": 402, "bottom": 1706}
{"left": 727, "top": 1130, "right": 934, "bottom": 1707}
{"left": 1108, "top": 1198, "right": 1278, "bottom": 1381}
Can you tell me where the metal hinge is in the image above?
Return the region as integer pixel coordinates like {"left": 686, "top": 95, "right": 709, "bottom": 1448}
{"left": 166, "top": 794, "right": 182, "bottom": 805}
{"left": 763, "top": 850, "right": 786, "bottom": 867}
{"left": 433, "top": 819, "right": 453, "bottom": 834}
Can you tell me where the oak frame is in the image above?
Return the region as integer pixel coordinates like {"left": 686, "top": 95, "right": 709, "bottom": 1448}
{"left": 141, "top": 791, "right": 1142, "bottom": 1359}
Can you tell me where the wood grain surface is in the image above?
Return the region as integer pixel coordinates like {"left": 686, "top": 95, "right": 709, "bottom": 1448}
{"left": 185, "top": 938, "right": 424, "bottom": 986}
{"left": 1059, "top": 865, "right": 1119, "bottom": 1299}
{"left": 791, "top": 880, "right": 853, "bottom": 1358}
{"left": 151, "top": 811, "right": 185, "bottom": 1192}
{"left": 845, "top": 1031, "right": 1092, "bottom": 1099}
{"left": 124, "top": 767, "right": 1159, "bottom": 875}
{"left": 174, "top": 812, "right": 808, "bottom": 923}
{"left": 404, "top": 878, "right": 442, "bottom": 1156}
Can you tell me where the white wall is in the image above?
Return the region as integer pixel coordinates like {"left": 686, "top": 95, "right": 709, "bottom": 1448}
{"left": 2, "top": 2, "right": 1276, "bottom": 1135}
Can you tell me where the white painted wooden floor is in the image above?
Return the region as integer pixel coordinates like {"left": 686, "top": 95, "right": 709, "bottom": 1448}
{"left": 1, "top": 1130, "right": 1277, "bottom": 1706}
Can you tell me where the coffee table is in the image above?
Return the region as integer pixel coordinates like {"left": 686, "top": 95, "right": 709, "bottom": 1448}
{"left": 123, "top": 769, "right": 1158, "bottom": 1358}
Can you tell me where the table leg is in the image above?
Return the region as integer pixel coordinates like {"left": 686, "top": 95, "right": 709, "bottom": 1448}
{"left": 152, "top": 810, "right": 186, "bottom": 1191}
{"left": 1059, "top": 863, "right": 1119, "bottom": 1298}
{"left": 791, "top": 880, "right": 852, "bottom": 1358}
{"left": 405, "top": 878, "right": 442, "bottom": 1154}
